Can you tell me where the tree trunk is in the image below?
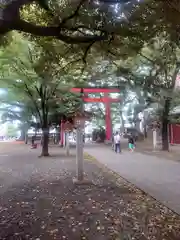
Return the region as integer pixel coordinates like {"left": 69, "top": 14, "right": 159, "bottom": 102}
{"left": 19, "top": 129, "right": 26, "bottom": 141}
{"left": 56, "top": 127, "right": 60, "bottom": 144}
{"left": 144, "top": 124, "right": 148, "bottom": 138}
{"left": 134, "top": 118, "right": 141, "bottom": 134}
{"left": 65, "top": 132, "right": 70, "bottom": 156}
{"left": 41, "top": 128, "right": 49, "bottom": 156}
{"left": 18, "top": 126, "right": 28, "bottom": 143}
{"left": 120, "top": 110, "right": 125, "bottom": 132}
{"left": 25, "top": 133, "right": 28, "bottom": 144}
{"left": 162, "top": 98, "right": 170, "bottom": 151}
{"left": 143, "top": 110, "right": 149, "bottom": 139}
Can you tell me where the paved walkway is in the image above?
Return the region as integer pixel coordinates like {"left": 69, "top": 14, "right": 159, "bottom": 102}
{"left": 85, "top": 146, "right": 180, "bottom": 214}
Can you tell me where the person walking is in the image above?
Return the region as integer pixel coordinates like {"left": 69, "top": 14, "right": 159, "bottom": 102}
{"left": 114, "top": 132, "right": 121, "bottom": 153}
{"left": 128, "top": 133, "right": 135, "bottom": 152}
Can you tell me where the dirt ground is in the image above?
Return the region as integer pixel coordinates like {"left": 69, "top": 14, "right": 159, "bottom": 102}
{"left": 0, "top": 143, "right": 180, "bottom": 240}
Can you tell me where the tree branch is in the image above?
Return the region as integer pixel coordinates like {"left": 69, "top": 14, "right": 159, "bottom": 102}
{"left": 138, "top": 52, "right": 155, "bottom": 63}
{"left": 82, "top": 41, "right": 96, "bottom": 63}
{"left": 64, "top": 25, "right": 107, "bottom": 34}
{"left": 1, "top": 0, "right": 107, "bottom": 43}
{"left": 60, "top": 0, "right": 86, "bottom": 26}
{"left": 11, "top": 19, "right": 107, "bottom": 43}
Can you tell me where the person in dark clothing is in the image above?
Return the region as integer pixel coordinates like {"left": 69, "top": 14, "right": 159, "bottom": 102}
{"left": 128, "top": 133, "right": 135, "bottom": 152}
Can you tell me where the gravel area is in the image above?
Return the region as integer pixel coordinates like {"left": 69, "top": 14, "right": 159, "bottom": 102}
{"left": 0, "top": 143, "right": 179, "bottom": 240}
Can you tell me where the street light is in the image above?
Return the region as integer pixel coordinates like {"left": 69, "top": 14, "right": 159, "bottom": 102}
{"left": 73, "top": 88, "right": 85, "bottom": 183}
{"left": 73, "top": 88, "right": 92, "bottom": 184}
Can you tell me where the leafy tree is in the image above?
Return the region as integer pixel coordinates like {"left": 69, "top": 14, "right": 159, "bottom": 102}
{"left": 0, "top": 36, "right": 83, "bottom": 156}
{"left": 0, "top": 85, "right": 39, "bottom": 141}
{"left": 117, "top": 32, "right": 180, "bottom": 150}
{"left": 1, "top": 102, "right": 35, "bottom": 141}
{"left": 0, "top": 0, "right": 176, "bottom": 61}
{"left": 1, "top": 0, "right": 179, "bottom": 152}
{"left": 0, "top": 0, "right": 107, "bottom": 43}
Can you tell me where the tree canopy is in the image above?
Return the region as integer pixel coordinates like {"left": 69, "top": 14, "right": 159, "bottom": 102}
{"left": 0, "top": 0, "right": 179, "bottom": 49}
{"left": 0, "top": 33, "right": 87, "bottom": 155}
{"left": 1, "top": 0, "right": 180, "bottom": 152}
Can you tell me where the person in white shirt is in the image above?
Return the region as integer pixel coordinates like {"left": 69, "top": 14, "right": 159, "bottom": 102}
{"left": 114, "top": 132, "right": 121, "bottom": 153}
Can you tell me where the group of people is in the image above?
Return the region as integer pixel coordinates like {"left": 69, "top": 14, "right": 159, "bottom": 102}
{"left": 112, "top": 132, "right": 135, "bottom": 153}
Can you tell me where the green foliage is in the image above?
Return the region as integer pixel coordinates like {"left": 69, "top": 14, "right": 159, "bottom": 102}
{"left": 116, "top": 31, "right": 180, "bottom": 108}
{"left": 0, "top": 33, "right": 88, "bottom": 155}
{"left": 113, "top": 29, "right": 180, "bottom": 149}
{"left": 1, "top": 0, "right": 180, "bottom": 150}
{"left": 1, "top": 0, "right": 178, "bottom": 63}
{"left": 0, "top": 34, "right": 84, "bottom": 126}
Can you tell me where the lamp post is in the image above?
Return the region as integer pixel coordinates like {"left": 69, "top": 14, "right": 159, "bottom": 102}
{"left": 74, "top": 88, "right": 84, "bottom": 182}
{"left": 73, "top": 88, "right": 92, "bottom": 184}
{"left": 75, "top": 121, "right": 84, "bottom": 181}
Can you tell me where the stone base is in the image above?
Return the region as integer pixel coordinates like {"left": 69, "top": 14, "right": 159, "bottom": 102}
{"left": 72, "top": 178, "right": 93, "bottom": 185}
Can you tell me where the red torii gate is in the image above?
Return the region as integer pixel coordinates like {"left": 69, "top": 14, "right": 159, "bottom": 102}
{"left": 60, "top": 87, "right": 120, "bottom": 145}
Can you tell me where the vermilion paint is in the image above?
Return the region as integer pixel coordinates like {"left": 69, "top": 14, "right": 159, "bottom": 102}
{"left": 71, "top": 88, "right": 120, "bottom": 141}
